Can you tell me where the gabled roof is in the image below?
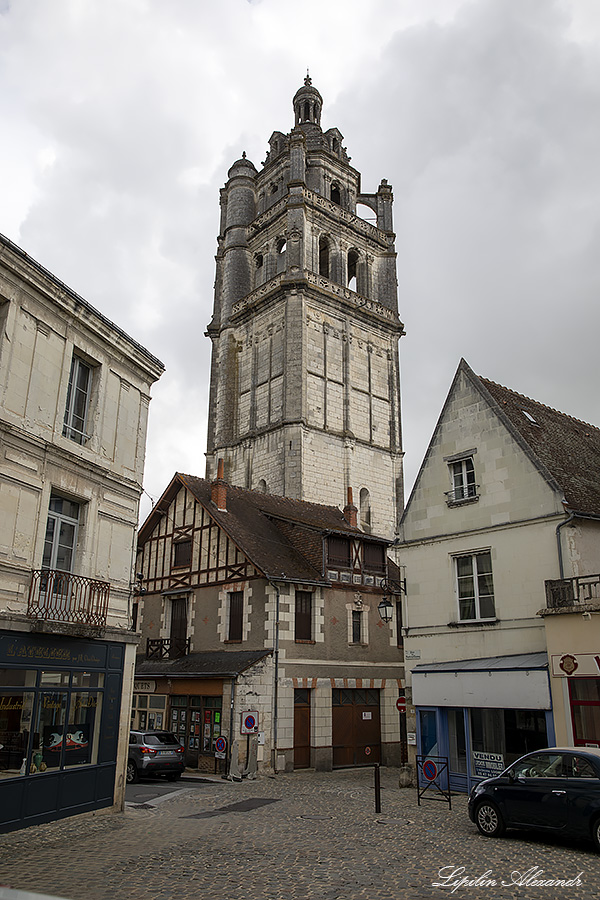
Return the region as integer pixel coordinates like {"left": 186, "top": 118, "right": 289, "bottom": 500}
{"left": 402, "top": 359, "right": 600, "bottom": 521}
{"left": 478, "top": 373, "right": 600, "bottom": 516}
{"left": 139, "top": 473, "right": 387, "bottom": 585}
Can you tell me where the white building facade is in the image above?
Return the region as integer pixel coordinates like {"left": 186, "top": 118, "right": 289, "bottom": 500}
{"left": 0, "top": 234, "right": 163, "bottom": 832}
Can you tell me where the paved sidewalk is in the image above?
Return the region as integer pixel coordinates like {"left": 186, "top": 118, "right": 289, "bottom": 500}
{"left": 0, "top": 768, "right": 598, "bottom": 900}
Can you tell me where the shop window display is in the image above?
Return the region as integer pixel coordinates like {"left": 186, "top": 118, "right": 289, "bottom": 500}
{"left": 0, "top": 668, "right": 106, "bottom": 779}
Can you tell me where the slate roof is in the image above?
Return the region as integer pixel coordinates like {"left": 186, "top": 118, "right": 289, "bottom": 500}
{"left": 139, "top": 473, "right": 387, "bottom": 586}
{"left": 477, "top": 368, "right": 600, "bottom": 516}
{"left": 135, "top": 649, "right": 272, "bottom": 678}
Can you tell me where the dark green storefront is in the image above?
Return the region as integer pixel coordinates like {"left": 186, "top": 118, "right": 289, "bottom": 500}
{"left": 0, "top": 630, "right": 124, "bottom": 833}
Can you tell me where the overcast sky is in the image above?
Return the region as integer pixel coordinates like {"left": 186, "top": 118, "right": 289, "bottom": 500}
{"left": 2, "top": 0, "right": 600, "bottom": 523}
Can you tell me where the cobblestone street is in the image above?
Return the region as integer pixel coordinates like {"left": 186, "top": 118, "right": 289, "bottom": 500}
{"left": 0, "top": 768, "right": 598, "bottom": 900}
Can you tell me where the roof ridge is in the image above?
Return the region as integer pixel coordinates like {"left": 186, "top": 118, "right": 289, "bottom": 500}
{"left": 479, "top": 376, "right": 600, "bottom": 434}
{"left": 179, "top": 472, "right": 348, "bottom": 514}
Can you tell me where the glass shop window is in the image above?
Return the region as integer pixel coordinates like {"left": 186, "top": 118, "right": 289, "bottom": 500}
{"left": 0, "top": 690, "right": 35, "bottom": 779}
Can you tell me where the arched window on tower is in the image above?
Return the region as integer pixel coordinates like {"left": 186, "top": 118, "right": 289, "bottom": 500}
{"left": 257, "top": 479, "right": 268, "bottom": 494}
{"left": 304, "top": 100, "right": 310, "bottom": 122}
{"left": 319, "top": 236, "right": 330, "bottom": 279}
{"left": 276, "top": 238, "right": 287, "bottom": 274}
{"left": 360, "top": 488, "right": 371, "bottom": 532}
{"left": 330, "top": 183, "right": 341, "bottom": 206}
{"left": 348, "top": 249, "right": 359, "bottom": 292}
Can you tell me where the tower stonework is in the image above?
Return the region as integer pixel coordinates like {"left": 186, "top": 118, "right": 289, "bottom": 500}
{"left": 205, "top": 78, "right": 405, "bottom": 537}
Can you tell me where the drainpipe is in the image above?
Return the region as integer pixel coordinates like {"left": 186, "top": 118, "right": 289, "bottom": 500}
{"left": 268, "top": 580, "right": 281, "bottom": 774}
{"left": 226, "top": 676, "right": 236, "bottom": 778}
{"left": 555, "top": 512, "right": 575, "bottom": 578}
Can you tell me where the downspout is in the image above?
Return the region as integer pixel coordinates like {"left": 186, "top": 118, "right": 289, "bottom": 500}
{"left": 226, "top": 676, "right": 236, "bottom": 778}
{"left": 268, "top": 580, "right": 281, "bottom": 774}
{"left": 555, "top": 510, "right": 575, "bottom": 578}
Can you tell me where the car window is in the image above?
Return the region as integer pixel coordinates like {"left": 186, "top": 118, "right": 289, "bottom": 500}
{"left": 513, "top": 753, "right": 565, "bottom": 778}
{"left": 144, "top": 732, "right": 180, "bottom": 745}
{"left": 129, "top": 733, "right": 138, "bottom": 744}
{"left": 569, "top": 756, "right": 597, "bottom": 778}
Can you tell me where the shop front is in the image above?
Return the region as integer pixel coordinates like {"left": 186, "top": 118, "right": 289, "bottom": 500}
{"left": 412, "top": 652, "right": 554, "bottom": 793}
{"left": 132, "top": 677, "right": 224, "bottom": 771}
{"left": 0, "top": 630, "right": 126, "bottom": 833}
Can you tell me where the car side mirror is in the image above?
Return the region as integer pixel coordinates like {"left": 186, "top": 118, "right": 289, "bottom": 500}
{"left": 507, "top": 769, "right": 516, "bottom": 783}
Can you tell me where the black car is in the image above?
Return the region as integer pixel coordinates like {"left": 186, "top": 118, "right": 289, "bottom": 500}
{"left": 127, "top": 730, "right": 186, "bottom": 783}
{"left": 468, "top": 746, "right": 600, "bottom": 851}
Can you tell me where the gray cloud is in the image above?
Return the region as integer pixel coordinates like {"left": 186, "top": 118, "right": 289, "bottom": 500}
{"left": 1, "top": 0, "right": 598, "bottom": 520}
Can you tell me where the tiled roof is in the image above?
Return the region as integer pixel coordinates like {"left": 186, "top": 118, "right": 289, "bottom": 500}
{"left": 135, "top": 649, "right": 272, "bottom": 678}
{"left": 479, "top": 374, "right": 600, "bottom": 515}
{"left": 170, "top": 474, "right": 376, "bottom": 584}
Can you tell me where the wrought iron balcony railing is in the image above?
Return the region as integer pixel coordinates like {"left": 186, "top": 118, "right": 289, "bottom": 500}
{"left": 445, "top": 484, "right": 480, "bottom": 505}
{"left": 146, "top": 637, "right": 191, "bottom": 660}
{"left": 545, "top": 573, "right": 600, "bottom": 609}
{"left": 27, "top": 569, "right": 110, "bottom": 627}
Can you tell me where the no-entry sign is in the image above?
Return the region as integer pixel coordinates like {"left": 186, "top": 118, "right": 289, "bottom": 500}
{"left": 396, "top": 697, "right": 407, "bottom": 713}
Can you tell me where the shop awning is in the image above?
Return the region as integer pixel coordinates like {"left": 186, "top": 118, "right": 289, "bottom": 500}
{"left": 411, "top": 652, "right": 551, "bottom": 710}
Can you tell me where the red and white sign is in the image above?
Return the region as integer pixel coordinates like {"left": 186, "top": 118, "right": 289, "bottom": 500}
{"left": 551, "top": 653, "right": 600, "bottom": 677}
{"left": 396, "top": 697, "right": 407, "bottom": 713}
{"left": 241, "top": 710, "right": 259, "bottom": 734}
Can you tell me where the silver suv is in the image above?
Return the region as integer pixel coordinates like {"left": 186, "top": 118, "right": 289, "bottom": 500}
{"left": 127, "top": 730, "right": 185, "bottom": 783}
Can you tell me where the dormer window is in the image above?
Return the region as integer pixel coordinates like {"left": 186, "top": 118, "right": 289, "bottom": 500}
{"left": 445, "top": 452, "right": 479, "bottom": 505}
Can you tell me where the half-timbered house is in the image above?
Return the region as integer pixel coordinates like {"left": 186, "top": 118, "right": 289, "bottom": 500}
{"left": 133, "top": 465, "right": 407, "bottom": 774}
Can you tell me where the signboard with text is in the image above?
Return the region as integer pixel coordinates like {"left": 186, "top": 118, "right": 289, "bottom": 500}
{"left": 472, "top": 751, "right": 505, "bottom": 778}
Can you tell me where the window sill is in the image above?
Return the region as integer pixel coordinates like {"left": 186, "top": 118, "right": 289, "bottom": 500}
{"left": 224, "top": 639, "right": 243, "bottom": 644}
{"left": 349, "top": 642, "right": 369, "bottom": 648}
{"left": 295, "top": 639, "right": 316, "bottom": 644}
{"left": 446, "top": 495, "right": 480, "bottom": 508}
{"left": 447, "top": 618, "right": 498, "bottom": 628}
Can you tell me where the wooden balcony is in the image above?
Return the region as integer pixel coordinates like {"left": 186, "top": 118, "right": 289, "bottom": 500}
{"left": 545, "top": 573, "right": 600, "bottom": 610}
{"left": 27, "top": 569, "right": 110, "bottom": 627}
{"left": 146, "top": 637, "right": 191, "bottom": 660}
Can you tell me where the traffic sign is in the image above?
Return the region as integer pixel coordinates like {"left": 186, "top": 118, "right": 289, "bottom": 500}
{"left": 422, "top": 759, "right": 438, "bottom": 781}
{"left": 214, "top": 735, "right": 227, "bottom": 759}
{"left": 396, "top": 697, "right": 406, "bottom": 713}
{"left": 241, "top": 710, "right": 259, "bottom": 734}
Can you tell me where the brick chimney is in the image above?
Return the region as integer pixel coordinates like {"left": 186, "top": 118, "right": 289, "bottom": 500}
{"left": 211, "top": 458, "right": 227, "bottom": 511}
{"left": 343, "top": 486, "right": 358, "bottom": 527}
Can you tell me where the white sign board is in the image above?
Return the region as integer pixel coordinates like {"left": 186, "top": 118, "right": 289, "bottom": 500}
{"left": 134, "top": 680, "right": 156, "bottom": 693}
{"left": 472, "top": 751, "right": 505, "bottom": 778}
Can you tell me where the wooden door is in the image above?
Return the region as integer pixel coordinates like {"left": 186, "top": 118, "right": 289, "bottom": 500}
{"left": 170, "top": 598, "right": 188, "bottom": 658}
{"left": 294, "top": 689, "right": 311, "bottom": 768}
{"left": 332, "top": 688, "right": 381, "bottom": 767}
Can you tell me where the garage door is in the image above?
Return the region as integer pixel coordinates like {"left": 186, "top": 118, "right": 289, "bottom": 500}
{"left": 332, "top": 688, "right": 380, "bottom": 767}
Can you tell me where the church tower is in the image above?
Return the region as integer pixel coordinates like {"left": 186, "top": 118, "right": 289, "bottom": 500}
{"left": 205, "top": 77, "right": 405, "bottom": 537}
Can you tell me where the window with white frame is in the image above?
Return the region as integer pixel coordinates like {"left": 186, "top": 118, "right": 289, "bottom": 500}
{"left": 42, "top": 495, "right": 80, "bottom": 572}
{"left": 448, "top": 457, "right": 477, "bottom": 503}
{"left": 63, "top": 354, "right": 93, "bottom": 444}
{"left": 455, "top": 551, "right": 495, "bottom": 621}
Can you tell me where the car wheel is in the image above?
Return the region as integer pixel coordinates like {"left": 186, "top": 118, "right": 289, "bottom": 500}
{"left": 166, "top": 773, "right": 181, "bottom": 782}
{"left": 592, "top": 816, "right": 600, "bottom": 853}
{"left": 475, "top": 801, "right": 505, "bottom": 837}
{"left": 126, "top": 760, "right": 139, "bottom": 784}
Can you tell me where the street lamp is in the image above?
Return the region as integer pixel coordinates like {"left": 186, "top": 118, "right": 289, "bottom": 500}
{"left": 377, "top": 596, "right": 394, "bottom": 623}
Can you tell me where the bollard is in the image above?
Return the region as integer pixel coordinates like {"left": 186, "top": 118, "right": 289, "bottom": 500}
{"left": 374, "top": 763, "right": 381, "bottom": 813}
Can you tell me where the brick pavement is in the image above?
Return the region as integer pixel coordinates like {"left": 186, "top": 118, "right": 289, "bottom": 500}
{"left": 0, "top": 768, "right": 598, "bottom": 900}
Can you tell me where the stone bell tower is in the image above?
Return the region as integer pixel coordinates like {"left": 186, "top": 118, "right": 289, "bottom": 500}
{"left": 205, "top": 76, "right": 405, "bottom": 537}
